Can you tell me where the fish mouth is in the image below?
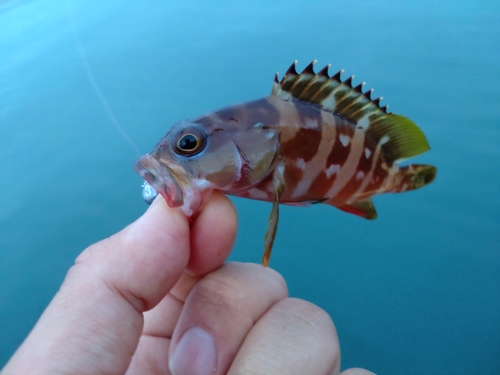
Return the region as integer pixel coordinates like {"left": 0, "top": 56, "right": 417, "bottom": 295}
{"left": 133, "top": 154, "right": 183, "bottom": 207}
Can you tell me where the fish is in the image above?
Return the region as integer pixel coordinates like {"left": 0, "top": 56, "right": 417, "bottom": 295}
{"left": 134, "top": 61, "right": 436, "bottom": 266}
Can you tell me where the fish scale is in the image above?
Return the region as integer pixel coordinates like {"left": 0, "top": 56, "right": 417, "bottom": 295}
{"left": 135, "top": 61, "right": 436, "bottom": 266}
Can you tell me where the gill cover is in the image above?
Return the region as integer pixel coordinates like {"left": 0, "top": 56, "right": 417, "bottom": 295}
{"left": 228, "top": 123, "right": 281, "bottom": 189}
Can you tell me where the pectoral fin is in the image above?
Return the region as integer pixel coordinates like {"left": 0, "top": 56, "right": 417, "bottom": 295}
{"left": 262, "top": 165, "right": 285, "bottom": 267}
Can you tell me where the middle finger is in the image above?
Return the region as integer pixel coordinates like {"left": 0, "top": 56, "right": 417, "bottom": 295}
{"left": 169, "top": 262, "right": 288, "bottom": 375}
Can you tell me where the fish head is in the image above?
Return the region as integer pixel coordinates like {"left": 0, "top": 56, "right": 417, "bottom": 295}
{"left": 134, "top": 117, "right": 280, "bottom": 217}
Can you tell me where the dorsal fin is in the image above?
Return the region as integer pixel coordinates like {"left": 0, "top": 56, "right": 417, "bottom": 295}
{"left": 271, "top": 61, "right": 431, "bottom": 161}
{"left": 271, "top": 60, "right": 390, "bottom": 124}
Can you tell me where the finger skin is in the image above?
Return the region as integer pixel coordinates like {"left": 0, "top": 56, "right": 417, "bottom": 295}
{"left": 128, "top": 193, "right": 239, "bottom": 374}
{"left": 341, "top": 369, "right": 376, "bottom": 375}
{"left": 169, "top": 262, "right": 288, "bottom": 375}
{"left": 2, "top": 192, "right": 237, "bottom": 375}
{"left": 2, "top": 197, "right": 189, "bottom": 375}
{"left": 187, "top": 191, "right": 238, "bottom": 276}
{"left": 125, "top": 335, "right": 172, "bottom": 375}
{"left": 139, "top": 192, "right": 238, "bottom": 339}
{"left": 228, "top": 298, "right": 340, "bottom": 375}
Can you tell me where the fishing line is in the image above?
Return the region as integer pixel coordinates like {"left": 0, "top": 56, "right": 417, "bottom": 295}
{"left": 65, "top": 2, "right": 141, "bottom": 157}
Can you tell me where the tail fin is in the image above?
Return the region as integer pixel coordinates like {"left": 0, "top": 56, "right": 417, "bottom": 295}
{"left": 392, "top": 164, "right": 436, "bottom": 193}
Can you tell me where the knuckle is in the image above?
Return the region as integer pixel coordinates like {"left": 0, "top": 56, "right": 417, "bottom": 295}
{"left": 280, "top": 298, "right": 337, "bottom": 337}
{"left": 194, "top": 271, "right": 248, "bottom": 314}
{"left": 187, "top": 263, "right": 289, "bottom": 318}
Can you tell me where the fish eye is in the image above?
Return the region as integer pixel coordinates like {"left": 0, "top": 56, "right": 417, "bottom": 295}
{"left": 178, "top": 134, "right": 198, "bottom": 150}
{"left": 174, "top": 128, "right": 206, "bottom": 156}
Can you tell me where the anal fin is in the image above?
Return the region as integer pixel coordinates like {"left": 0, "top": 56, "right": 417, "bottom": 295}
{"left": 335, "top": 199, "right": 378, "bottom": 220}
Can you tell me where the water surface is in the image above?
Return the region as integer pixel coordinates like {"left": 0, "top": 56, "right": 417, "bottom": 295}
{"left": 1, "top": 0, "right": 499, "bottom": 373}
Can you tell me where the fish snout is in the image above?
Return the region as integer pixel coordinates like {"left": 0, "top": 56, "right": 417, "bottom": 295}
{"left": 133, "top": 154, "right": 183, "bottom": 207}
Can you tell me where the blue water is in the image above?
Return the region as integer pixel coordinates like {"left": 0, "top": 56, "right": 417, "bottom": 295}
{"left": 1, "top": 0, "right": 499, "bottom": 373}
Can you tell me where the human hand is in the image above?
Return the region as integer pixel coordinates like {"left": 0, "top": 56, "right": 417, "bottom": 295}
{"left": 2, "top": 192, "right": 374, "bottom": 375}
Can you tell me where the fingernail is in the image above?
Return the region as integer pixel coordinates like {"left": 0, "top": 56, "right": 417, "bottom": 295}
{"left": 169, "top": 327, "right": 217, "bottom": 375}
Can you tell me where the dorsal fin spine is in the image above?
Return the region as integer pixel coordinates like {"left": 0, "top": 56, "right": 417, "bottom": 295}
{"left": 296, "top": 61, "right": 323, "bottom": 99}
{"left": 280, "top": 75, "right": 299, "bottom": 92}
{"left": 309, "top": 79, "right": 335, "bottom": 102}
{"left": 348, "top": 101, "right": 378, "bottom": 120}
{"left": 334, "top": 87, "right": 357, "bottom": 111}
{"left": 287, "top": 61, "right": 318, "bottom": 93}
{"left": 307, "top": 66, "right": 343, "bottom": 102}
{"left": 365, "top": 113, "right": 387, "bottom": 128}
{"left": 279, "top": 61, "right": 300, "bottom": 92}
{"left": 312, "top": 81, "right": 344, "bottom": 104}
{"left": 354, "top": 83, "right": 364, "bottom": 93}
{"left": 344, "top": 76, "right": 354, "bottom": 88}
{"left": 331, "top": 69, "right": 343, "bottom": 81}
{"left": 338, "top": 88, "right": 368, "bottom": 114}
{"left": 302, "top": 60, "right": 317, "bottom": 75}
{"left": 286, "top": 61, "right": 298, "bottom": 76}
{"left": 364, "top": 88, "right": 373, "bottom": 100}
{"left": 299, "top": 74, "right": 329, "bottom": 101}
{"left": 318, "top": 64, "right": 330, "bottom": 77}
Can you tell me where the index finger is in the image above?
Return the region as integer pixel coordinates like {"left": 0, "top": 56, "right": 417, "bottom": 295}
{"left": 3, "top": 193, "right": 226, "bottom": 375}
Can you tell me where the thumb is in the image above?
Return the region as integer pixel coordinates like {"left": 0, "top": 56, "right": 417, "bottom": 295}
{"left": 2, "top": 197, "right": 190, "bottom": 375}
